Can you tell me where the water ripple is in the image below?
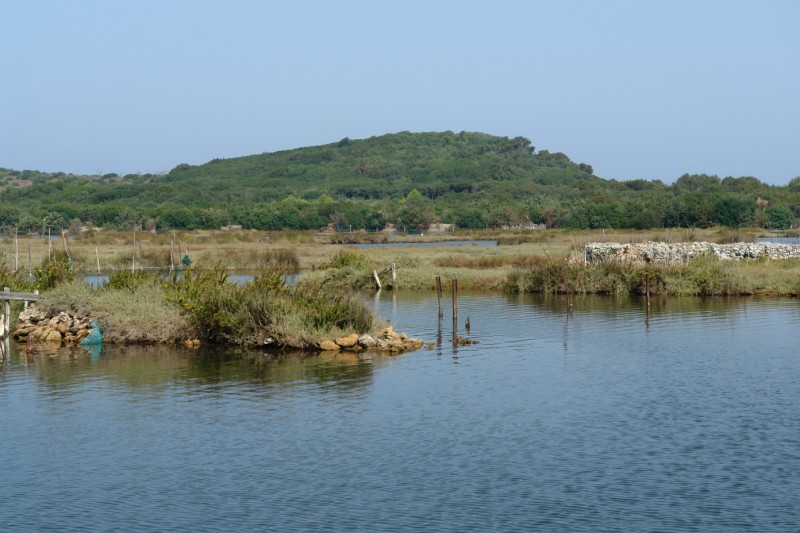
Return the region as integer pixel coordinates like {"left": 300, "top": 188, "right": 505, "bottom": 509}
{"left": 2, "top": 295, "right": 799, "bottom": 531}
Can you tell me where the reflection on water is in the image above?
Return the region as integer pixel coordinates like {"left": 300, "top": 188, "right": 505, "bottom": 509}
{"left": 11, "top": 343, "right": 378, "bottom": 394}
{"left": 2, "top": 293, "right": 799, "bottom": 531}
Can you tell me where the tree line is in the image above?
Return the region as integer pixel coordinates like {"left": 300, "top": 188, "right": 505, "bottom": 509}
{"left": 1, "top": 131, "right": 798, "bottom": 232}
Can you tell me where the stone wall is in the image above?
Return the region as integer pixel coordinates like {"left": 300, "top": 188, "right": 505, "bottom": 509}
{"left": 584, "top": 241, "right": 800, "bottom": 264}
{"left": 13, "top": 307, "right": 93, "bottom": 344}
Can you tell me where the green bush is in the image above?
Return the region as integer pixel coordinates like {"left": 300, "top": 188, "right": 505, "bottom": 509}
{"left": 33, "top": 250, "right": 76, "bottom": 290}
{"left": 163, "top": 266, "right": 378, "bottom": 347}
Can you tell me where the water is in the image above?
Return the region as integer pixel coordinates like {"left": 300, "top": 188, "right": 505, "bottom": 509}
{"left": 83, "top": 272, "right": 299, "bottom": 287}
{"left": 2, "top": 293, "right": 799, "bottom": 532}
{"left": 757, "top": 236, "right": 800, "bottom": 244}
{"left": 354, "top": 240, "right": 497, "bottom": 248}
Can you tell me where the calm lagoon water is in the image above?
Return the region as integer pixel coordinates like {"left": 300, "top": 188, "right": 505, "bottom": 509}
{"left": 354, "top": 240, "right": 497, "bottom": 248}
{"left": 1, "top": 293, "right": 799, "bottom": 532}
{"left": 757, "top": 237, "right": 800, "bottom": 244}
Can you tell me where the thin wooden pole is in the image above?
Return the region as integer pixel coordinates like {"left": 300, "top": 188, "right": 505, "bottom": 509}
{"left": 391, "top": 262, "right": 397, "bottom": 282}
{"left": 373, "top": 270, "right": 382, "bottom": 290}
{"left": 96, "top": 247, "right": 101, "bottom": 277}
{"left": 645, "top": 273, "right": 651, "bottom": 308}
{"left": 62, "top": 231, "right": 71, "bottom": 260}
{"left": 3, "top": 287, "right": 10, "bottom": 338}
{"left": 436, "top": 276, "right": 443, "bottom": 318}
{"left": 48, "top": 228, "right": 51, "bottom": 260}
{"left": 14, "top": 226, "right": 18, "bottom": 272}
{"left": 451, "top": 279, "right": 458, "bottom": 319}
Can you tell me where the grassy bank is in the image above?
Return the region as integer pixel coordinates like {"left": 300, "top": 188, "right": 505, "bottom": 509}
{"left": 32, "top": 268, "right": 380, "bottom": 348}
{"left": 505, "top": 255, "right": 800, "bottom": 297}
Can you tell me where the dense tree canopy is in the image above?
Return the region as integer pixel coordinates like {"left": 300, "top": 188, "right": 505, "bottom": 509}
{"left": 1, "top": 132, "right": 798, "bottom": 232}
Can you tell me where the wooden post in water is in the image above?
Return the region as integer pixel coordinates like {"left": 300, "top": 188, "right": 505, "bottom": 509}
{"left": 436, "top": 276, "right": 443, "bottom": 318}
{"left": 62, "top": 231, "right": 71, "bottom": 260}
{"left": 373, "top": 270, "right": 382, "bottom": 290}
{"left": 391, "top": 262, "right": 397, "bottom": 282}
{"left": 645, "top": 273, "right": 651, "bottom": 308}
{"left": 96, "top": 247, "right": 101, "bottom": 278}
{"left": 3, "top": 287, "right": 10, "bottom": 338}
{"left": 451, "top": 279, "right": 458, "bottom": 319}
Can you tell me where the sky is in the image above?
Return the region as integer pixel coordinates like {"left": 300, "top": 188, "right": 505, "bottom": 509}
{"left": 2, "top": 0, "right": 799, "bottom": 184}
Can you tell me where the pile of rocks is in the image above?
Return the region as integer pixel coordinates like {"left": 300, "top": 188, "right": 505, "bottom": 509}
{"left": 585, "top": 241, "right": 800, "bottom": 265}
{"left": 13, "top": 307, "right": 93, "bottom": 344}
{"left": 319, "top": 325, "right": 424, "bottom": 354}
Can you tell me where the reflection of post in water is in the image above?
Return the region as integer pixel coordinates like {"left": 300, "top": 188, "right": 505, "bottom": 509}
{"left": 645, "top": 273, "right": 651, "bottom": 327}
{"left": 452, "top": 315, "right": 459, "bottom": 360}
{"left": 436, "top": 316, "right": 443, "bottom": 356}
{"left": 435, "top": 276, "right": 443, "bottom": 319}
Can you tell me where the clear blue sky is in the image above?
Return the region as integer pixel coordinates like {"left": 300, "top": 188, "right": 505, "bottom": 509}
{"left": 2, "top": 0, "right": 799, "bottom": 184}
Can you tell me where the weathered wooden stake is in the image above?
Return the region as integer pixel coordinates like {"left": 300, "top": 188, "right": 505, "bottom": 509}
{"left": 96, "top": 247, "right": 101, "bottom": 277}
{"left": 14, "top": 226, "right": 19, "bottom": 272}
{"left": 3, "top": 287, "right": 10, "bottom": 338}
{"left": 373, "top": 270, "right": 382, "bottom": 290}
{"left": 436, "top": 276, "right": 443, "bottom": 318}
{"left": 451, "top": 279, "right": 458, "bottom": 319}
{"left": 391, "top": 262, "right": 397, "bottom": 282}
{"left": 645, "top": 273, "right": 651, "bottom": 308}
{"left": 62, "top": 231, "right": 71, "bottom": 260}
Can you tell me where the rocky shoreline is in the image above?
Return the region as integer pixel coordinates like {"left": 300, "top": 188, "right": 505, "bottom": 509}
{"left": 13, "top": 307, "right": 95, "bottom": 345}
{"left": 12, "top": 305, "right": 424, "bottom": 355}
{"left": 585, "top": 241, "right": 800, "bottom": 264}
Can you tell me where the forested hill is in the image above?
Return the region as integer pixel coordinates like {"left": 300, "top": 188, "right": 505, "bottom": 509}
{"left": 1, "top": 131, "right": 799, "bottom": 232}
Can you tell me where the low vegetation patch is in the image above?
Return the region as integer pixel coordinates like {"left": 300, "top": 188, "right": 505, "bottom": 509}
{"left": 505, "top": 255, "right": 800, "bottom": 297}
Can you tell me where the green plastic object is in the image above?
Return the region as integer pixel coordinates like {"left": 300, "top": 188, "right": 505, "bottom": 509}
{"left": 182, "top": 255, "right": 191, "bottom": 266}
{"left": 79, "top": 321, "right": 103, "bottom": 346}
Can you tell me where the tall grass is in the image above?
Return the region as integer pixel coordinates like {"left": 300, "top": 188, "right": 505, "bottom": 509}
{"left": 164, "top": 267, "right": 378, "bottom": 347}
{"left": 505, "top": 255, "right": 800, "bottom": 296}
{"left": 38, "top": 278, "right": 196, "bottom": 343}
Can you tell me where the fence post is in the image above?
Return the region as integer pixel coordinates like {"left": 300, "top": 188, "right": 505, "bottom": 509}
{"left": 451, "top": 279, "right": 458, "bottom": 319}
{"left": 2, "top": 287, "right": 10, "bottom": 339}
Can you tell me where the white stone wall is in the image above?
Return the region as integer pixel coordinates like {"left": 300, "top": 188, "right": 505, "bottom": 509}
{"left": 585, "top": 241, "right": 800, "bottom": 264}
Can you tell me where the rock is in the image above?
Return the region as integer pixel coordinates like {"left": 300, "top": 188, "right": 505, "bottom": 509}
{"left": 585, "top": 241, "right": 800, "bottom": 265}
{"left": 54, "top": 322, "right": 70, "bottom": 335}
{"left": 358, "top": 334, "right": 377, "bottom": 348}
{"left": 18, "top": 307, "right": 47, "bottom": 323}
{"left": 319, "top": 340, "right": 340, "bottom": 351}
{"left": 13, "top": 325, "right": 35, "bottom": 337}
{"left": 335, "top": 333, "right": 359, "bottom": 348}
{"left": 43, "top": 328, "right": 63, "bottom": 343}
{"left": 379, "top": 326, "right": 401, "bottom": 342}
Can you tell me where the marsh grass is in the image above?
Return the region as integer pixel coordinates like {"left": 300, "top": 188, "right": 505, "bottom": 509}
{"left": 164, "top": 267, "right": 378, "bottom": 347}
{"left": 38, "top": 279, "right": 196, "bottom": 343}
{"left": 506, "top": 255, "right": 800, "bottom": 296}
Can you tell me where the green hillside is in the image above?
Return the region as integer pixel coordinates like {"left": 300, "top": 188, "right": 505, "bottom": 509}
{"left": 1, "top": 131, "right": 798, "bottom": 232}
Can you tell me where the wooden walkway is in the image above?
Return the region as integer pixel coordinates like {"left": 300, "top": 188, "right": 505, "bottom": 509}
{"left": 1, "top": 287, "right": 39, "bottom": 339}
